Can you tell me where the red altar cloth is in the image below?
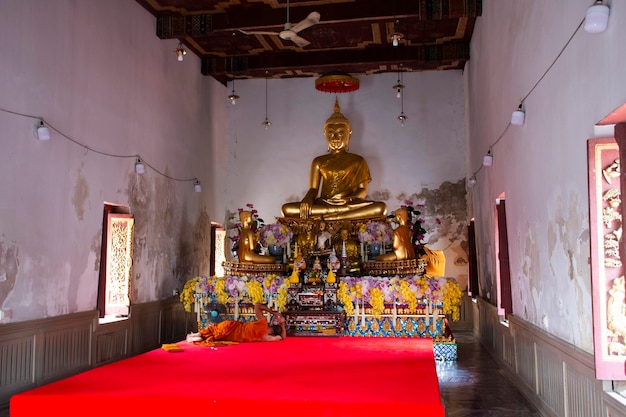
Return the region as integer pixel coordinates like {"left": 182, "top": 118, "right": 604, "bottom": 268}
{"left": 10, "top": 337, "right": 444, "bottom": 417}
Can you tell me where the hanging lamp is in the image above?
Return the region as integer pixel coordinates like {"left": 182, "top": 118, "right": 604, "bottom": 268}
{"left": 262, "top": 71, "right": 272, "bottom": 129}
{"left": 397, "top": 71, "right": 407, "bottom": 126}
{"left": 175, "top": 42, "right": 187, "bottom": 61}
{"left": 228, "top": 79, "right": 240, "bottom": 105}
{"left": 393, "top": 70, "right": 405, "bottom": 98}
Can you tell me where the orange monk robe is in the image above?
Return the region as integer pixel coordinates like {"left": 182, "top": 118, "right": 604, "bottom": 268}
{"left": 196, "top": 318, "right": 269, "bottom": 346}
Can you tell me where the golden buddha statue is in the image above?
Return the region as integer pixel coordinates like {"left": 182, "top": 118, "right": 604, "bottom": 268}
{"left": 333, "top": 227, "right": 361, "bottom": 274}
{"left": 237, "top": 211, "right": 276, "bottom": 264}
{"left": 281, "top": 98, "right": 387, "bottom": 221}
{"left": 376, "top": 208, "right": 416, "bottom": 262}
{"left": 296, "top": 221, "right": 316, "bottom": 258}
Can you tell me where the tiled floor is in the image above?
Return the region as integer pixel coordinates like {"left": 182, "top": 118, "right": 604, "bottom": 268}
{"left": 438, "top": 331, "right": 541, "bottom": 416}
{"left": 1, "top": 331, "right": 541, "bottom": 417}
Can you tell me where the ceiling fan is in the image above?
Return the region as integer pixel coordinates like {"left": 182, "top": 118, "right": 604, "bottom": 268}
{"left": 238, "top": 0, "right": 320, "bottom": 47}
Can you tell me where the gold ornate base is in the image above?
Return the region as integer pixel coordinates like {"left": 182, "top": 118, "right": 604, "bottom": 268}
{"left": 222, "top": 261, "right": 286, "bottom": 276}
{"left": 361, "top": 257, "right": 426, "bottom": 276}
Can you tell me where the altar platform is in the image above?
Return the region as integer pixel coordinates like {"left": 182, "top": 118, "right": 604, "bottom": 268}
{"left": 189, "top": 271, "right": 461, "bottom": 361}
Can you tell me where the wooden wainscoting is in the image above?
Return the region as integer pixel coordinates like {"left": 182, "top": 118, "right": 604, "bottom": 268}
{"left": 0, "top": 297, "right": 192, "bottom": 408}
{"left": 471, "top": 298, "right": 625, "bottom": 417}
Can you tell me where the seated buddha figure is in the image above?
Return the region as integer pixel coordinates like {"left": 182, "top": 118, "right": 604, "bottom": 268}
{"left": 281, "top": 98, "right": 387, "bottom": 221}
{"left": 333, "top": 227, "right": 361, "bottom": 274}
{"left": 376, "top": 208, "right": 416, "bottom": 262}
{"left": 237, "top": 211, "right": 276, "bottom": 264}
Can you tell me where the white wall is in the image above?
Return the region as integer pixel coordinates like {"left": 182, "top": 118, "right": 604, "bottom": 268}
{"left": 0, "top": 0, "right": 469, "bottom": 324}
{"left": 467, "top": 0, "right": 626, "bottom": 353}
{"left": 0, "top": 0, "right": 228, "bottom": 322}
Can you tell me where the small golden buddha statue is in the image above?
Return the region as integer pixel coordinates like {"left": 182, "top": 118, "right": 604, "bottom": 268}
{"left": 237, "top": 211, "right": 276, "bottom": 264}
{"left": 376, "top": 208, "right": 416, "bottom": 262}
{"left": 281, "top": 98, "right": 387, "bottom": 221}
{"left": 333, "top": 227, "right": 361, "bottom": 274}
{"left": 296, "top": 222, "right": 316, "bottom": 258}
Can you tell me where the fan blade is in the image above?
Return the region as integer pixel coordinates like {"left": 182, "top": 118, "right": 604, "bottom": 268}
{"left": 290, "top": 11, "right": 320, "bottom": 33}
{"left": 290, "top": 35, "right": 311, "bottom": 47}
{"left": 238, "top": 29, "right": 280, "bottom": 36}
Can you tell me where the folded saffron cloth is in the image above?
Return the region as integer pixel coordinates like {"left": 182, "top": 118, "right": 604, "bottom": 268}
{"left": 161, "top": 343, "right": 184, "bottom": 353}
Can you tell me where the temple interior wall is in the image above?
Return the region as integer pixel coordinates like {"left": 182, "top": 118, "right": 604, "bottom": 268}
{"left": 2, "top": 0, "right": 626, "bottom": 408}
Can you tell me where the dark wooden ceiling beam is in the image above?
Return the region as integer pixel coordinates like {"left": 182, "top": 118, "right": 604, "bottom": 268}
{"left": 202, "top": 40, "right": 470, "bottom": 83}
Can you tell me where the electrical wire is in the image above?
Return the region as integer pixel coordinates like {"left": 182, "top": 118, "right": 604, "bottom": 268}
{"left": 471, "top": 17, "right": 586, "bottom": 181}
{"left": 0, "top": 106, "right": 199, "bottom": 183}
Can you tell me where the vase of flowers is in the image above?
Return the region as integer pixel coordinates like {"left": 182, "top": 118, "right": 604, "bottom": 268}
{"left": 357, "top": 220, "right": 392, "bottom": 261}
{"left": 260, "top": 223, "right": 293, "bottom": 262}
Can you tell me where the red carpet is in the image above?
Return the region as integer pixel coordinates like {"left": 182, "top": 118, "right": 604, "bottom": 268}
{"left": 10, "top": 337, "right": 443, "bottom": 417}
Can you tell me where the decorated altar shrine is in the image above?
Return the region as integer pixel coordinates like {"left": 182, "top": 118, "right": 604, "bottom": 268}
{"left": 180, "top": 271, "right": 462, "bottom": 360}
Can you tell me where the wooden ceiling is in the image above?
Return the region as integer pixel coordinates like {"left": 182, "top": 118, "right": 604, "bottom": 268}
{"left": 136, "top": 0, "right": 482, "bottom": 85}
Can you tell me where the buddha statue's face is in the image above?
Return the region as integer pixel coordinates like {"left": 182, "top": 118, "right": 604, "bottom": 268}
{"left": 240, "top": 211, "right": 252, "bottom": 226}
{"left": 325, "top": 122, "right": 351, "bottom": 152}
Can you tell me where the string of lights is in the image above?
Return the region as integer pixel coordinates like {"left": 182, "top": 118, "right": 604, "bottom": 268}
{"left": 0, "top": 106, "right": 201, "bottom": 189}
{"left": 469, "top": 3, "right": 606, "bottom": 186}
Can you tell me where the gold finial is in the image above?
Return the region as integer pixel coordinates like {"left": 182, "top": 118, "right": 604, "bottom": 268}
{"left": 325, "top": 97, "right": 350, "bottom": 129}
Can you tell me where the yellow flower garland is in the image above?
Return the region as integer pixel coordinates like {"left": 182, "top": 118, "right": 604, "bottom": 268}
{"left": 369, "top": 287, "right": 385, "bottom": 318}
{"left": 247, "top": 280, "right": 265, "bottom": 304}
{"left": 337, "top": 282, "right": 354, "bottom": 316}
{"left": 442, "top": 280, "right": 463, "bottom": 321}
{"left": 399, "top": 280, "right": 418, "bottom": 313}
{"left": 180, "top": 276, "right": 200, "bottom": 312}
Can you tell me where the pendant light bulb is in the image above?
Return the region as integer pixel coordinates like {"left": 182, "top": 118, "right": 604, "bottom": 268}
{"left": 262, "top": 71, "right": 271, "bottom": 129}
{"left": 175, "top": 42, "right": 187, "bottom": 61}
{"left": 228, "top": 80, "right": 240, "bottom": 105}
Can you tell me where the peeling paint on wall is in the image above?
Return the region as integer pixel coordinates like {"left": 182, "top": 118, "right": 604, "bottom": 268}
{"left": 0, "top": 240, "right": 19, "bottom": 320}
{"left": 388, "top": 179, "right": 468, "bottom": 289}
{"left": 72, "top": 166, "right": 89, "bottom": 221}
{"left": 125, "top": 171, "right": 212, "bottom": 301}
{"left": 512, "top": 191, "right": 593, "bottom": 352}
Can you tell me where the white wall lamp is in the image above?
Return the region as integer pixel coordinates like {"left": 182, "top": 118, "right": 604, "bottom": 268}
{"left": 483, "top": 150, "right": 493, "bottom": 167}
{"left": 175, "top": 42, "right": 187, "bottom": 61}
{"left": 228, "top": 79, "right": 240, "bottom": 105}
{"left": 194, "top": 179, "right": 202, "bottom": 193}
{"left": 511, "top": 103, "right": 525, "bottom": 126}
{"left": 584, "top": 1, "right": 610, "bottom": 34}
{"left": 135, "top": 158, "right": 145, "bottom": 174}
{"left": 35, "top": 119, "right": 50, "bottom": 141}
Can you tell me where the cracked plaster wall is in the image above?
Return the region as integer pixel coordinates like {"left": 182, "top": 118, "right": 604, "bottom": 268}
{"left": 0, "top": 0, "right": 226, "bottom": 323}
{"left": 463, "top": 0, "right": 626, "bottom": 353}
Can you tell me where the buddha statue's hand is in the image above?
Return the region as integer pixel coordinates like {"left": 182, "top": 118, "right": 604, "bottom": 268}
{"left": 299, "top": 200, "right": 312, "bottom": 219}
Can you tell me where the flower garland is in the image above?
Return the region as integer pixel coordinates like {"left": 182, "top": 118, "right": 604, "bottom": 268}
{"left": 260, "top": 223, "right": 293, "bottom": 247}
{"left": 179, "top": 274, "right": 463, "bottom": 320}
{"left": 369, "top": 287, "right": 385, "bottom": 318}
{"left": 180, "top": 276, "right": 201, "bottom": 312}
{"left": 357, "top": 220, "right": 392, "bottom": 244}
{"left": 337, "top": 281, "right": 354, "bottom": 316}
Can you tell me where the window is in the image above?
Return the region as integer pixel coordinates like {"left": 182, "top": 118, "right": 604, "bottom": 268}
{"left": 495, "top": 196, "right": 512, "bottom": 319}
{"left": 97, "top": 204, "right": 134, "bottom": 322}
